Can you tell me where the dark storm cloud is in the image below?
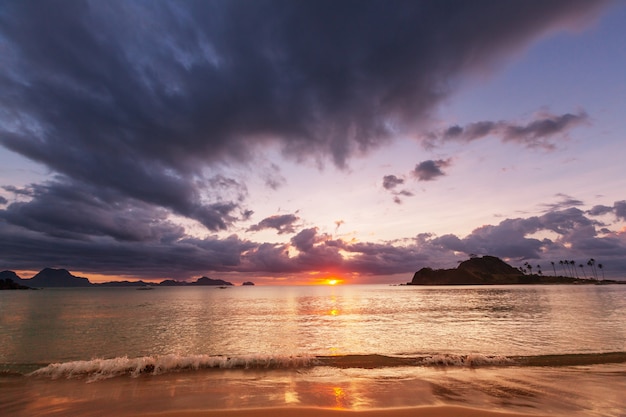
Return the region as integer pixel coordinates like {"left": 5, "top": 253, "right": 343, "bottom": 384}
{"left": 0, "top": 179, "right": 186, "bottom": 242}
{"left": 0, "top": 220, "right": 256, "bottom": 279}
{"left": 429, "top": 112, "right": 589, "bottom": 150}
{"left": 207, "top": 175, "right": 249, "bottom": 203}
{"left": 248, "top": 213, "right": 299, "bottom": 234}
{"left": 0, "top": 0, "right": 608, "bottom": 234}
{"left": 2, "top": 185, "right": 33, "bottom": 197}
{"left": 413, "top": 159, "right": 452, "bottom": 181}
{"left": 1, "top": 177, "right": 242, "bottom": 237}
{"left": 0, "top": 196, "right": 7, "bottom": 205}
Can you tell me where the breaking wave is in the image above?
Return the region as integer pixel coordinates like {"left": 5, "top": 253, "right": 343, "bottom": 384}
{"left": 28, "top": 354, "right": 318, "bottom": 381}
{"left": 17, "top": 351, "right": 626, "bottom": 381}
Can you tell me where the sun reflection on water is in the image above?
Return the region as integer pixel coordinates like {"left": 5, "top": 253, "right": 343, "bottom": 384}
{"left": 333, "top": 386, "right": 347, "bottom": 409}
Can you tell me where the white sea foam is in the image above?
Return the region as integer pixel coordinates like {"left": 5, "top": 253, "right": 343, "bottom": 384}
{"left": 29, "top": 354, "right": 319, "bottom": 381}
{"left": 420, "top": 354, "right": 514, "bottom": 367}
{"left": 26, "top": 351, "right": 626, "bottom": 381}
{"left": 27, "top": 353, "right": 519, "bottom": 382}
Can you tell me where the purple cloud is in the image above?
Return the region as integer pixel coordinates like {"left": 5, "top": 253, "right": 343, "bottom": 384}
{"left": 382, "top": 175, "right": 414, "bottom": 204}
{"left": 248, "top": 214, "right": 299, "bottom": 234}
{"left": 413, "top": 159, "right": 452, "bottom": 181}
{"left": 291, "top": 228, "right": 323, "bottom": 252}
{"left": 614, "top": 201, "right": 626, "bottom": 221}
{"left": 1, "top": 200, "right": 625, "bottom": 280}
{"left": 542, "top": 193, "right": 585, "bottom": 211}
{"left": 430, "top": 112, "right": 589, "bottom": 150}
{"left": 587, "top": 205, "right": 613, "bottom": 216}
{"left": 382, "top": 175, "right": 404, "bottom": 190}
{"left": 0, "top": 180, "right": 187, "bottom": 242}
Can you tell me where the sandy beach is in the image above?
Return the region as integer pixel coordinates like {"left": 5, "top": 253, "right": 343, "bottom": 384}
{"left": 142, "top": 406, "right": 550, "bottom": 417}
{"left": 4, "top": 361, "right": 626, "bottom": 417}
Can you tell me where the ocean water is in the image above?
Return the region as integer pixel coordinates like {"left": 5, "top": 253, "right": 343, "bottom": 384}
{"left": 1, "top": 284, "right": 626, "bottom": 416}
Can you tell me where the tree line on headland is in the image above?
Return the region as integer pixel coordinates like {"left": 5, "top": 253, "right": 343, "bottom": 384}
{"left": 521, "top": 258, "right": 604, "bottom": 280}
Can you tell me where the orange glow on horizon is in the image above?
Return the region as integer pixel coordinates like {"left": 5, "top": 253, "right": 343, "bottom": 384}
{"left": 323, "top": 277, "right": 344, "bottom": 285}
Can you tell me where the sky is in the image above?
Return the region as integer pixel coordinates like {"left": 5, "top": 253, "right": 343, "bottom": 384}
{"left": 1, "top": 0, "right": 625, "bottom": 285}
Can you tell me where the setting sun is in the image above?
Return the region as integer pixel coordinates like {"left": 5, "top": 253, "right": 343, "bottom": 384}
{"left": 325, "top": 278, "right": 342, "bottom": 285}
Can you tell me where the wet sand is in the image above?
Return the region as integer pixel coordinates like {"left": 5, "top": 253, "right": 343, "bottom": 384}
{"left": 3, "top": 364, "right": 625, "bottom": 417}
{"left": 141, "top": 406, "right": 550, "bottom": 417}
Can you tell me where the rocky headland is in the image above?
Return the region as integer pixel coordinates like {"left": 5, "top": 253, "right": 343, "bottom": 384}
{"left": 408, "top": 255, "right": 610, "bottom": 285}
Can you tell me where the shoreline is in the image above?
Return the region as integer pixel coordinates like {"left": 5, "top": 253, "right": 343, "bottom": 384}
{"left": 141, "top": 406, "right": 551, "bottom": 417}
{"left": 4, "top": 363, "right": 625, "bottom": 416}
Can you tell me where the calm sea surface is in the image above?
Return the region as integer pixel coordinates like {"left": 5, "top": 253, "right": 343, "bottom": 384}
{"left": 1, "top": 284, "right": 626, "bottom": 368}
{"left": 1, "top": 284, "right": 626, "bottom": 416}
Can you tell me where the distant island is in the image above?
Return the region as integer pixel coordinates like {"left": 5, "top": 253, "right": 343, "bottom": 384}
{"left": 158, "top": 276, "right": 233, "bottom": 287}
{"left": 408, "top": 255, "right": 621, "bottom": 285}
{"left": 0, "top": 277, "right": 33, "bottom": 290}
{"left": 0, "top": 268, "right": 243, "bottom": 289}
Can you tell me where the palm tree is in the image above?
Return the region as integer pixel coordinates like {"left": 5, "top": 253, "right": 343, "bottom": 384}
{"left": 579, "top": 264, "right": 587, "bottom": 279}
{"left": 523, "top": 262, "right": 532, "bottom": 275}
{"left": 550, "top": 261, "right": 557, "bottom": 277}
{"left": 587, "top": 259, "right": 598, "bottom": 280}
{"left": 598, "top": 263, "right": 605, "bottom": 280}
{"left": 537, "top": 265, "right": 542, "bottom": 275}
{"left": 559, "top": 260, "right": 567, "bottom": 277}
{"left": 570, "top": 260, "right": 578, "bottom": 278}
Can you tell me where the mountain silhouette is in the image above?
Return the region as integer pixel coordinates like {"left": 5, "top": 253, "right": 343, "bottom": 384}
{"left": 409, "top": 255, "right": 589, "bottom": 285}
